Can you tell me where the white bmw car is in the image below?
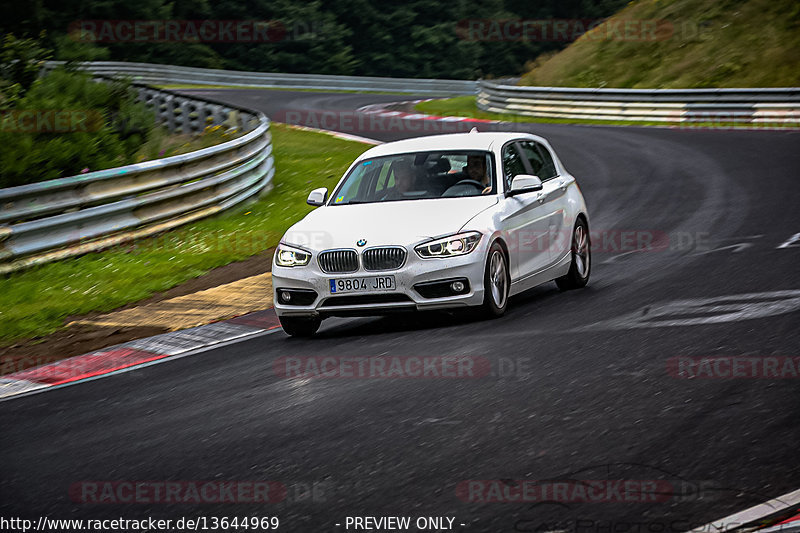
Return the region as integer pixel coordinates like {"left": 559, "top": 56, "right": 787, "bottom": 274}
{"left": 273, "top": 131, "right": 590, "bottom": 336}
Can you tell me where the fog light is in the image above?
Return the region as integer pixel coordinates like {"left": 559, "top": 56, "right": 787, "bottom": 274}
{"left": 281, "top": 291, "right": 292, "bottom": 302}
{"left": 451, "top": 281, "right": 465, "bottom": 293}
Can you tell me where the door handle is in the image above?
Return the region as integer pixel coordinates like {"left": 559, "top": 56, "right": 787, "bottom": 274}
{"left": 537, "top": 193, "right": 546, "bottom": 203}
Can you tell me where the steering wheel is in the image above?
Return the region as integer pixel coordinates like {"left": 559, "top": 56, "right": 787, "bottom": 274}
{"left": 452, "top": 179, "right": 485, "bottom": 190}
{"left": 442, "top": 179, "right": 487, "bottom": 197}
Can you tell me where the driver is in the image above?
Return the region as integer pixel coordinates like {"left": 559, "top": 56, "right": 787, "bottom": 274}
{"left": 465, "top": 155, "right": 491, "bottom": 194}
{"left": 381, "top": 159, "right": 416, "bottom": 200}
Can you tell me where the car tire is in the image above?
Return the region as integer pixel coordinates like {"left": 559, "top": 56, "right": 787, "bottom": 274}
{"left": 482, "top": 242, "right": 510, "bottom": 318}
{"left": 555, "top": 217, "right": 591, "bottom": 291}
{"left": 280, "top": 316, "right": 321, "bottom": 337}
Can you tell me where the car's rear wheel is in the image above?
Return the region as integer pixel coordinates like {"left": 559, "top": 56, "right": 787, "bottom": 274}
{"left": 555, "top": 217, "right": 591, "bottom": 291}
{"left": 482, "top": 242, "right": 510, "bottom": 317}
{"left": 280, "top": 316, "right": 321, "bottom": 337}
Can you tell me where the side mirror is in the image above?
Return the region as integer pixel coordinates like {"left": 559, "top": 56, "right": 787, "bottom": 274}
{"left": 507, "top": 175, "right": 543, "bottom": 197}
{"left": 307, "top": 187, "right": 328, "bottom": 206}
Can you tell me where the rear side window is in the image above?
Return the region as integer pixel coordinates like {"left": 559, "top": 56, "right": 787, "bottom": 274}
{"left": 502, "top": 143, "right": 527, "bottom": 190}
{"left": 518, "top": 141, "right": 558, "bottom": 181}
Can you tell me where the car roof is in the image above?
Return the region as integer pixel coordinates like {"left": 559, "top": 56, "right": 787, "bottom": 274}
{"left": 357, "top": 131, "right": 544, "bottom": 160}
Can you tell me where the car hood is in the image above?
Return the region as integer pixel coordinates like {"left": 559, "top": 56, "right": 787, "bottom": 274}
{"left": 282, "top": 196, "right": 498, "bottom": 250}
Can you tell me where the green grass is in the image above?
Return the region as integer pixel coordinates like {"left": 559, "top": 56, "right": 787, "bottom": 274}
{"left": 414, "top": 96, "right": 796, "bottom": 129}
{"left": 0, "top": 124, "right": 369, "bottom": 344}
{"left": 414, "top": 96, "right": 664, "bottom": 126}
{"left": 133, "top": 124, "right": 243, "bottom": 163}
{"left": 519, "top": 0, "right": 800, "bottom": 88}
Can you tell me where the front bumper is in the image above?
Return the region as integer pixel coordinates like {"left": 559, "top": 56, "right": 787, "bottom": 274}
{"left": 272, "top": 244, "right": 487, "bottom": 318}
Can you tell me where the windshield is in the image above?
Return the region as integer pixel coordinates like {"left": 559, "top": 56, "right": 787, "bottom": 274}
{"left": 330, "top": 150, "right": 496, "bottom": 205}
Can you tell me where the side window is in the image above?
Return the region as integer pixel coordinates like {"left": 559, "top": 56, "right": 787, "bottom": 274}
{"left": 518, "top": 141, "right": 558, "bottom": 181}
{"left": 535, "top": 143, "right": 558, "bottom": 180}
{"left": 502, "top": 143, "right": 527, "bottom": 190}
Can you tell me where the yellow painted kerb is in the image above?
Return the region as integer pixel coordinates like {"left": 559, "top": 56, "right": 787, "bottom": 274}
{"left": 71, "top": 273, "right": 274, "bottom": 330}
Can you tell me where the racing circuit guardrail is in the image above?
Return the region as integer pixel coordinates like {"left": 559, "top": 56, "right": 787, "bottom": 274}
{"left": 44, "top": 61, "right": 478, "bottom": 96}
{"left": 477, "top": 80, "right": 800, "bottom": 124}
{"left": 0, "top": 81, "right": 274, "bottom": 274}
{"left": 45, "top": 62, "right": 799, "bottom": 124}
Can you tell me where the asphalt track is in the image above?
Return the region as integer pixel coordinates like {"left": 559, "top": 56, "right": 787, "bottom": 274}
{"left": 1, "top": 89, "right": 799, "bottom": 532}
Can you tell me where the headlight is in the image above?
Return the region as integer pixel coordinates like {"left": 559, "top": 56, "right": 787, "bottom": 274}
{"left": 275, "top": 243, "right": 311, "bottom": 267}
{"left": 415, "top": 232, "right": 482, "bottom": 258}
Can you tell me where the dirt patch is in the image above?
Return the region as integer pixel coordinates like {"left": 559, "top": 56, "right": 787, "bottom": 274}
{"left": 1, "top": 248, "right": 275, "bottom": 377}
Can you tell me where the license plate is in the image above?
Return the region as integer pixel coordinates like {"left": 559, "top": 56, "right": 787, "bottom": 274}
{"left": 329, "top": 276, "right": 396, "bottom": 294}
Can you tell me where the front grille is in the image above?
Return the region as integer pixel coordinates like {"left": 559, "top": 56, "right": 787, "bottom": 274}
{"left": 318, "top": 249, "right": 359, "bottom": 273}
{"left": 362, "top": 247, "right": 406, "bottom": 271}
{"left": 320, "top": 294, "right": 413, "bottom": 307}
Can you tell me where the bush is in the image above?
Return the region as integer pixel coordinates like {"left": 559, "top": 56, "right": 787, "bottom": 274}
{"left": 0, "top": 33, "right": 52, "bottom": 107}
{"left": 0, "top": 68, "right": 157, "bottom": 187}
